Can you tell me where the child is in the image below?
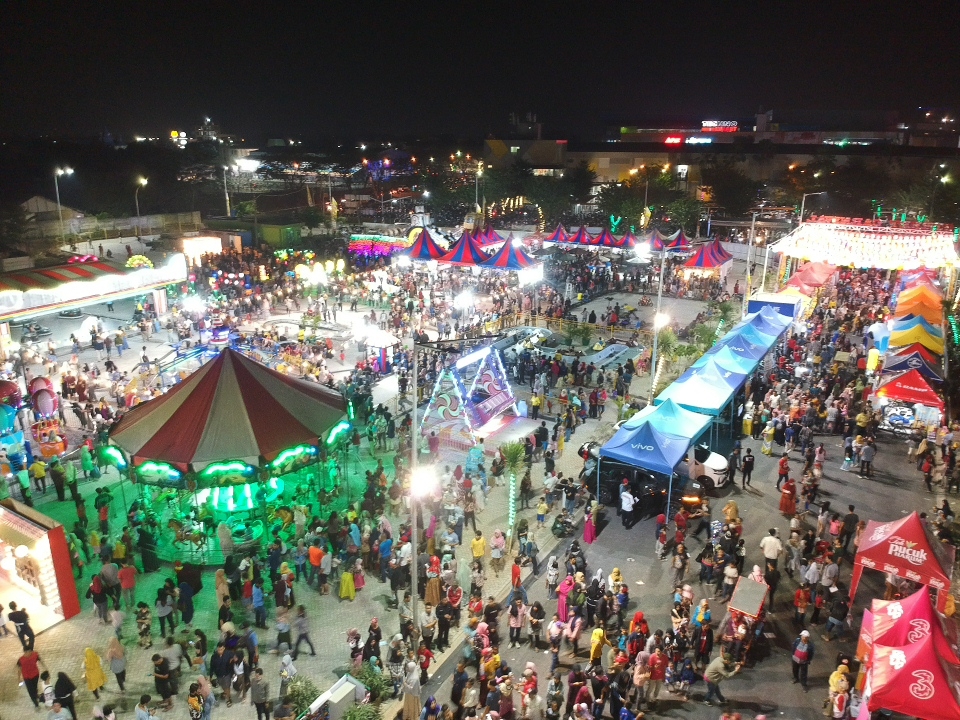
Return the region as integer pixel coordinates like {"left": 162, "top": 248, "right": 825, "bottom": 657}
{"left": 656, "top": 526, "right": 667, "bottom": 561}
{"left": 417, "top": 640, "right": 434, "bottom": 685}
{"left": 536, "top": 497, "right": 549, "bottom": 529}
{"left": 677, "top": 657, "right": 698, "bottom": 700}
{"left": 136, "top": 601, "right": 152, "bottom": 648}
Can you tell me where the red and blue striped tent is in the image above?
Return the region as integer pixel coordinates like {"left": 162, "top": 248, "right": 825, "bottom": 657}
{"left": 684, "top": 240, "right": 733, "bottom": 268}
{"left": 568, "top": 226, "right": 597, "bottom": 246}
{"left": 648, "top": 229, "right": 666, "bottom": 251}
{"left": 544, "top": 224, "right": 569, "bottom": 243}
{"left": 480, "top": 227, "right": 507, "bottom": 246}
{"left": 663, "top": 229, "right": 692, "bottom": 252}
{"left": 613, "top": 231, "right": 640, "bottom": 250}
{"left": 593, "top": 228, "right": 619, "bottom": 247}
{"left": 481, "top": 241, "right": 536, "bottom": 270}
{"left": 438, "top": 232, "right": 490, "bottom": 266}
{"left": 402, "top": 227, "right": 446, "bottom": 261}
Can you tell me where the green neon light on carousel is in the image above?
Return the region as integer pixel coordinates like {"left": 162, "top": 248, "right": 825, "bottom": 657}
{"left": 137, "top": 461, "right": 182, "bottom": 482}
{"left": 101, "top": 446, "right": 128, "bottom": 469}
{"left": 200, "top": 461, "right": 256, "bottom": 479}
{"left": 270, "top": 444, "right": 318, "bottom": 468}
{"left": 326, "top": 421, "right": 353, "bottom": 447}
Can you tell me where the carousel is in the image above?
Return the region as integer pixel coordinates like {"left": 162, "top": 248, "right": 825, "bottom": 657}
{"left": 109, "top": 347, "right": 350, "bottom": 565}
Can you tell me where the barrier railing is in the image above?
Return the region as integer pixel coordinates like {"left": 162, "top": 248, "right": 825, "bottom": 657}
{"left": 497, "top": 313, "right": 653, "bottom": 346}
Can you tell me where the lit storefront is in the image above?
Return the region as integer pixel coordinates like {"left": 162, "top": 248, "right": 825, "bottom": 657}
{"left": 0, "top": 499, "right": 80, "bottom": 634}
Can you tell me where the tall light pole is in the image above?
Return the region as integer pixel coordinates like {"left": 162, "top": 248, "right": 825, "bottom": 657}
{"left": 741, "top": 212, "right": 758, "bottom": 317}
{"left": 135, "top": 177, "right": 148, "bottom": 246}
{"left": 650, "top": 248, "right": 669, "bottom": 374}
{"left": 799, "top": 191, "right": 826, "bottom": 226}
{"left": 475, "top": 163, "right": 483, "bottom": 213}
{"left": 54, "top": 166, "right": 74, "bottom": 244}
{"left": 222, "top": 166, "right": 232, "bottom": 217}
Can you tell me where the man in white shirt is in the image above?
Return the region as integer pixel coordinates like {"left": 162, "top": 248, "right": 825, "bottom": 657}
{"left": 759, "top": 528, "right": 783, "bottom": 568}
{"left": 620, "top": 486, "right": 636, "bottom": 529}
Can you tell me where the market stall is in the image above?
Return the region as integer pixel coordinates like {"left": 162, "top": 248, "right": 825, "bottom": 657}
{"left": 867, "top": 635, "right": 960, "bottom": 720}
{"left": 849, "top": 512, "right": 954, "bottom": 611}
{"left": 682, "top": 240, "right": 733, "bottom": 281}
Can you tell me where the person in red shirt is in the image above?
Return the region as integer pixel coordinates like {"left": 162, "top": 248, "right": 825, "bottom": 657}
{"left": 777, "top": 454, "right": 790, "bottom": 491}
{"left": 118, "top": 561, "right": 138, "bottom": 610}
{"left": 16, "top": 648, "right": 46, "bottom": 708}
{"left": 417, "top": 640, "right": 434, "bottom": 684}
{"left": 645, "top": 646, "right": 667, "bottom": 706}
{"left": 510, "top": 557, "right": 528, "bottom": 604}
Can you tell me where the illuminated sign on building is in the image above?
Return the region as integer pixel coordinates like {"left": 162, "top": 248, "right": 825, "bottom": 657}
{"left": 686, "top": 137, "right": 713, "bottom": 144}
{"left": 701, "top": 120, "right": 738, "bottom": 133}
{"left": 664, "top": 136, "right": 683, "bottom": 144}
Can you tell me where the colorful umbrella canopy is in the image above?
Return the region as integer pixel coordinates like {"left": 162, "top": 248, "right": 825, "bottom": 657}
{"left": 110, "top": 348, "right": 347, "bottom": 470}
{"left": 438, "top": 233, "right": 489, "bottom": 266}
{"left": 480, "top": 241, "right": 536, "bottom": 271}
{"left": 401, "top": 227, "right": 446, "bottom": 261}
{"left": 544, "top": 224, "right": 569, "bottom": 243}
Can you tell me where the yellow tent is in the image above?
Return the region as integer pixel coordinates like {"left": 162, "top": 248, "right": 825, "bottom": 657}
{"left": 889, "top": 326, "right": 945, "bottom": 355}
{"left": 897, "top": 284, "right": 942, "bottom": 308}
{"left": 893, "top": 300, "right": 942, "bottom": 325}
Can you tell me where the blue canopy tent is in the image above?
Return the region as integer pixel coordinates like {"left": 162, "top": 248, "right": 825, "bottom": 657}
{"left": 731, "top": 307, "right": 791, "bottom": 338}
{"left": 881, "top": 350, "right": 944, "bottom": 382}
{"left": 710, "top": 324, "right": 777, "bottom": 361}
{"left": 677, "top": 358, "right": 749, "bottom": 393}
{"left": 654, "top": 369, "right": 736, "bottom": 416}
{"left": 890, "top": 316, "right": 944, "bottom": 338}
{"left": 599, "top": 421, "right": 690, "bottom": 476}
{"left": 692, "top": 345, "right": 759, "bottom": 376}
{"left": 624, "top": 398, "right": 713, "bottom": 439}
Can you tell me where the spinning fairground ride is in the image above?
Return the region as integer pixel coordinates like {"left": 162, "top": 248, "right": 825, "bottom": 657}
{"left": 109, "top": 348, "right": 352, "bottom": 566}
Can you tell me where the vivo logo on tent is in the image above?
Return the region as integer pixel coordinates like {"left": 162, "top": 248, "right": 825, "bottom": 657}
{"left": 632, "top": 444, "right": 655, "bottom": 452}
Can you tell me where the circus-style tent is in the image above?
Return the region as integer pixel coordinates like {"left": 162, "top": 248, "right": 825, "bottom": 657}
{"left": 682, "top": 241, "right": 734, "bottom": 279}
{"left": 480, "top": 227, "right": 507, "bottom": 247}
{"left": 662, "top": 229, "right": 692, "bottom": 251}
{"left": 400, "top": 227, "right": 446, "bottom": 261}
{"left": 592, "top": 228, "right": 619, "bottom": 247}
{"left": 110, "top": 348, "right": 347, "bottom": 471}
{"left": 480, "top": 241, "right": 537, "bottom": 271}
{"left": 544, "top": 224, "right": 569, "bottom": 244}
{"left": 438, "top": 232, "right": 490, "bottom": 266}
{"left": 567, "top": 227, "right": 597, "bottom": 246}
{"left": 613, "top": 231, "right": 640, "bottom": 250}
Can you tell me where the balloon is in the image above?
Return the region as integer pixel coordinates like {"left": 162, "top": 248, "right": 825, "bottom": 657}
{"left": 31, "top": 388, "right": 58, "bottom": 417}
{"left": 0, "top": 380, "right": 22, "bottom": 408}
{"left": 27, "top": 377, "right": 53, "bottom": 396}
{"left": 0, "top": 404, "right": 17, "bottom": 432}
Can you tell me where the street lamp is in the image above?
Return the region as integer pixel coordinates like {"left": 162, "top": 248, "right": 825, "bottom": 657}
{"left": 54, "top": 166, "right": 74, "bottom": 244}
{"left": 222, "top": 166, "right": 232, "bottom": 217}
{"left": 799, "top": 191, "right": 826, "bottom": 225}
{"left": 408, "top": 465, "right": 436, "bottom": 638}
{"left": 135, "top": 177, "right": 148, "bottom": 246}
{"left": 475, "top": 164, "right": 483, "bottom": 212}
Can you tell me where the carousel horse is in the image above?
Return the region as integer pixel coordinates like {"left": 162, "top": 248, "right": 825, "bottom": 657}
{"left": 168, "top": 518, "right": 207, "bottom": 551}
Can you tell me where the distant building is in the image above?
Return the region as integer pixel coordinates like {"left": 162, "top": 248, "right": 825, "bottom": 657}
{"left": 20, "top": 196, "right": 85, "bottom": 222}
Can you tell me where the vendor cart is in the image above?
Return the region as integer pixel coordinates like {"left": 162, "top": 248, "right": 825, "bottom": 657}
{"left": 725, "top": 576, "right": 770, "bottom": 666}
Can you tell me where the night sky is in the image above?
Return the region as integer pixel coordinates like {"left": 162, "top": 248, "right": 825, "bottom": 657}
{"left": 3, "top": 2, "right": 959, "bottom": 142}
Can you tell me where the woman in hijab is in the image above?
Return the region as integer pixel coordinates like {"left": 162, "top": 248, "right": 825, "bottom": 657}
{"left": 491, "top": 530, "right": 506, "bottom": 577}
{"left": 420, "top": 696, "right": 441, "bottom": 720}
{"left": 585, "top": 578, "right": 603, "bottom": 627}
{"left": 340, "top": 559, "right": 357, "bottom": 601}
{"left": 215, "top": 569, "right": 230, "bottom": 604}
{"left": 349, "top": 521, "right": 362, "bottom": 551}
{"left": 583, "top": 504, "right": 597, "bottom": 545}
{"left": 556, "top": 574, "right": 575, "bottom": 623}
{"left": 402, "top": 661, "right": 422, "bottom": 720}
{"left": 748, "top": 564, "right": 765, "bottom": 583}
{"left": 54, "top": 672, "right": 78, "bottom": 720}
{"left": 278, "top": 654, "right": 297, "bottom": 699}
{"left": 589, "top": 627, "right": 611, "bottom": 668}
{"left": 387, "top": 634, "right": 407, "bottom": 698}
{"left": 105, "top": 637, "right": 126, "bottom": 692}
{"left": 425, "top": 556, "right": 442, "bottom": 607}
{"left": 607, "top": 568, "right": 623, "bottom": 594}
{"left": 178, "top": 580, "right": 196, "bottom": 626}
{"left": 83, "top": 647, "right": 107, "bottom": 698}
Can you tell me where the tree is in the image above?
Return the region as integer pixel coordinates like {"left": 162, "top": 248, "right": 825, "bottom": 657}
{"left": 564, "top": 162, "right": 597, "bottom": 205}
{"left": 700, "top": 161, "right": 760, "bottom": 216}
{"left": 0, "top": 202, "right": 58, "bottom": 258}
{"left": 665, "top": 197, "right": 702, "bottom": 233}
{"left": 302, "top": 207, "right": 322, "bottom": 231}
{"left": 234, "top": 201, "right": 257, "bottom": 218}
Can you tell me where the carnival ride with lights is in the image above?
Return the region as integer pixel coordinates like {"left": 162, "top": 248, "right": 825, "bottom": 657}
{"left": 419, "top": 343, "right": 518, "bottom": 453}
{"left": 108, "top": 347, "right": 351, "bottom": 565}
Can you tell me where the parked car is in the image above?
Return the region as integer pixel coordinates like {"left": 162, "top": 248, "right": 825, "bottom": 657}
{"left": 689, "top": 443, "right": 729, "bottom": 491}
{"left": 58, "top": 308, "right": 83, "bottom": 318}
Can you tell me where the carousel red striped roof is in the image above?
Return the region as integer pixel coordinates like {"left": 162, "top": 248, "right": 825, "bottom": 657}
{"left": 592, "top": 228, "right": 619, "bottom": 247}
{"left": 684, "top": 240, "right": 733, "bottom": 268}
{"left": 401, "top": 227, "right": 446, "bottom": 260}
{"left": 567, "top": 227, "right": 597, "bottom": 245}
{"left": 544, "top": 224, "right": 569, "bottom": 243}
{"left": 110, "top": 348, "right": 347, "bottom": 470}
{"left": 0, "top": 260, "right": 126, "bottom": 293}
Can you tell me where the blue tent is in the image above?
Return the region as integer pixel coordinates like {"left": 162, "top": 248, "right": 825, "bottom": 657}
{"left": 731, "top": 308, "right": 790, "bottom": 338}
{"left": 677, "top": 357, "right": 748, "bottom": 392}
{"left": 890, "top": 316, "right": 944, "bottom": 338}
{"left": 714, "top": 324, "right": 778, "bottom": 358}
{"left": 881, "top": 350, "right": 944, "bottom": 382}
{"left": 654, "top": 368, "right": 736, "bottom": 416}
{"left": 623, "top": 398, "right": 713, "bottom": 439}
{"left": 599, "top": 421, "right": 690, "bottom": 476}
{"left": 692, "top": 345, "right": 759, "bottom": 375}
